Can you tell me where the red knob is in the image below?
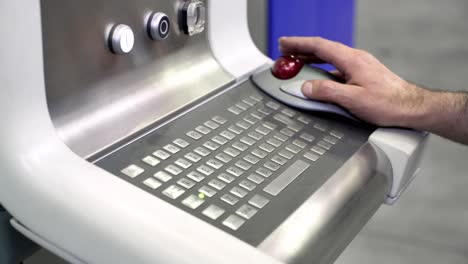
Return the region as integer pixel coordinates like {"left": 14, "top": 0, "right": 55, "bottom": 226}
{"left": 271, "top": 55, "right": 305, "bottom": 80}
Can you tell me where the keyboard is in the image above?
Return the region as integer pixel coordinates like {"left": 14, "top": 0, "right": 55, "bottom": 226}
{"left": 94, "top": 80, "right": 373, "bottom": 245}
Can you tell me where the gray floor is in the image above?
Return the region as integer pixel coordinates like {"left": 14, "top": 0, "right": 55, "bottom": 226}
{"left": 27, "top": 0, "right": 468, "bottom": 263}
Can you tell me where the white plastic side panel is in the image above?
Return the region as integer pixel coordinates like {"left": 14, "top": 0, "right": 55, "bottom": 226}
{"left": 208, "top": 0, "right": 272, "bottom": 80}
{"left": 0, "top": 1, "right": 281, "bottom": 263}
{"left": 369, "top": 128, "right": 428, "bottom": 204}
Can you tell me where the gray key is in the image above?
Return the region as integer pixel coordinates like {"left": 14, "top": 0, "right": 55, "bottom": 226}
{"left": 186, "top": 130, "right": 203, "bottom": 140}
{"left": 212, "top": 115, "right": 227, "bottom": 124}
{"left": 255, "top": 126, "right": 271, "bottom": 135}
{"left": 279, "top": 149, "right": 294, "bottom": 160}
{"left": 274, "top": 133, "right": 289, "bottom": 142}
{"left": 143, "top": 178, "right": 162, "bottom": 189}
{"left": 300, "top": 133, "right": 315, "bottom": 142}
{"left": 247, "top": 174, "right": 264, "bottom": 184}
{"left": 223, "top": 215, "right": 245, "bottom": 230}
{"left": 323, "top": 135, "right": 339, "bottom": 145}
{"left": 311, "top": 146, "right": 326, "bottom": 155}
{"left": 236, "top": 102, "right": 250, "bottom": 110}
{"left": 280, "top": 128, "right": 295, "bottom": 137}
{"left": 287, "top": 122, "right": 304, "bottom": 132}
{"left": 330, "top": 130, "right": 344, "bottom": 139}
{"left": 236, "top": 120, "right": 251, "bottom": 129}
{"left": 232, "top": 141, "right": 249, "bottom": 151}
{"left": 165, "top": 165, "right": 183, "bottom": 175}
{"left": 204, "top": 120, "right": 220, "bottom": 130}
{"left": 207, "top": 159, "right": 224, "bottom": 169}
{"left": 274, "top": 113, "right": 294, "bottom": 125}
{"left": 199, "top": 185, "right": 217, "bottom": 197}
{"left": 244, "top": 115, "right": 259, "bottom": 124}
{"left": 224, "top": 147, "right": 240, "bottom": 157}
{"left": 239, "top": 180, "right": 256, "bottom": 191}
{"left": 250, "top": 94, "right": 263, "bottom": 102}
{"left": 218, "top": 173, "right": 236, "bottom": 183}
{"left": 259, "top": 143, "right": 275, "bottom": 153}
{"left": 173, "top": 138, "right": 190, "bottom": 148}
{"left": 195, "top": 125, "right": 212, "bottom": 135}
{"left": 264, "top": 160, "right": 310, "bottom": 196}
{"left": 197, "top": 165, "right": 215, "bottom": 176}
{"left": 266, "top": 101, "right": 281, "bottom": 110}
{"left": 243, "top": 97, "right": 257, "bottom": 106}
{"left": 153, "top": 150, "right": 171, "bottom": 160}
{"left": 142, "top": 156, "right": 160, "bottom": 166}
{"left": 230, "top": 186, "right": 248, "bottom": 198}
{"left": 243, "top": 154, "right": 260, "bottom": 165}
{"left": 272, "top": 155, "right": 288, "bottom": 165}
{"left": 264, "top": 161, "right": 281, "bottom": 172}
{"left": 251, "top": 112, "right": 266, "bottom": 120}
{"left": 215, "top": 153, "right": 232, "bottom": 163}
{"left": 228, "top": 106, "right": 243, "bottom": 115}
{"left": 177, "top": 178, "right": 196, "bottom": 189}
{"left": 248, "top": 131, "right": 263, "bottom": 140}
{"left": 257, "top": 107, "right": 273, "bottom": 115}
{"left": 228, "top": 125, "right": 244, "bottom": 135}
{"left": 187, "top": 171, "right": 205, "bottom": 182}
{"left": 297, "top": 115, "right": 312, "bottom": 124}
{"left": 194, "top": 147, "right": 211, "bottom": 157}
{"left": 221, "top": 194, "right": 239, "bottom": 205}
{"left": 175, "top": 158, "right": 192, "bottom": 169}
{"left": 249, "top": 194, "right": 270, "bottom": 208}
{"left": 240, "top": 136, "right": 256, "bottom": 146}
{"left": 314, "top": 123, "right": 327, "bottom": 132}
{"left": 267, "top": 137, "right": 283, "bottom": 147}
{"left": 317, "top": 140, "right": 333, "bottom": 150}
{"left": 235, "top": 160, "right": 252, "bottom": 170}
{"left": 154, "top": 171, "right": 172, "bottom": 182}
{"left": 281, "top": 108, "right": 296, "bottom": 117}
{"left": 227, "top": 166, "right": 244, "bottom": 177}
{"left": 251, "top": 148, "right": 268, "bottom": 158}
{"left": 208, "top": 179, "right": 227, "bottom": 190}
{"left": 203, "top": 141, "right": 220, "bottom": 151}
{"left": 182, "top": 195, "right": 205, "bottom": 209}
{"left": 163, "top": 185, "right": 185, "bottom": 199}
{"left": 304, "top": 152, "right": 319, "bottom": 162}
{"left": 220, "top": 130, "right": 236, "bottom": 140}
{"left": 185, "top": 152, "right": 202, "bottom": 163}
{"left": 212, "top": 135, "right": 228, "bottom": 145}
{"left": 262, "top": 121, "right": 277, "bottom": 130}
{"left": 286, "top": 144, "right": 302, "bottom": 154}
{"left": 293, "top": 139, "right": 307, "bottom": 148}
{"left": 236, "top": 204, "right": 258, "bottom": 219}
{"left": 256, "top": 167, "right": 272, "bottom": 178}
{"left": 202, "top": 205, "right": 225, "bottom": 220}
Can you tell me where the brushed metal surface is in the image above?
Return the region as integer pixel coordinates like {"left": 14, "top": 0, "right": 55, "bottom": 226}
{"left": 259, "top": 143, "right": 392, "bottom": 264}
{"left": 41, "top": 0, "right": 234, "bottom": 158}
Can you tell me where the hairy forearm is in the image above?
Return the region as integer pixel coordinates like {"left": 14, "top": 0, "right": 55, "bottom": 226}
{"left": 404, "top": 84, "right": 468, "bottom": 144}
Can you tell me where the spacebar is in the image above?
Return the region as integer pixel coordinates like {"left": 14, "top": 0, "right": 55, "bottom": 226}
{"left": 263, "top": 160, "right": 310, "bottom": 196}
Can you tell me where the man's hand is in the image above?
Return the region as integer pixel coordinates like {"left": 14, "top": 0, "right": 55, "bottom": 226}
{"left": 279, "top": 37, "right": 468, "bottom": 144}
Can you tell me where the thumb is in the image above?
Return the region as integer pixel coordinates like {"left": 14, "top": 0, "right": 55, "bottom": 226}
{"left": 301, "top": 80, "right": 361, "bottom": 107}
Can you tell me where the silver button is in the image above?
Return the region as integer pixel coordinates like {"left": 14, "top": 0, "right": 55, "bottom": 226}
{"left": 143, "top": 178, "right": 162, "bottom": 189}
{"left": 293, "top": 139, "right": 307, "bottom": 148}
{"left": 212, "top": 136, "right": 228, "bottom": 145}
{"left": 226, "top": 166, "right": 244, "bottom": 177}
{"left": 311, "top": 146, "right": 326, "bottom": 155}
{"left": 195, "top": 125, "right": 212, "bottom": 135}
{"left": 259, "top": 143, "right": 275, "bottom": 153}
{"left": 274, "top": 113, "right": 294, "bottom": 125}
{"left": 230, "top": 186, "right": 248, "bottom": 198}
{"left": 232, "top": 142, "right": 248, "bottom": 152}
{"left": 236, "top": 102, "right": 250, "bottom": 110}
{"left": 280, "top": 128, "right": 295, "bottom": 137}
{"left": 271, "top": 155, "right": 288, "bottom": 165}
{"left": 162, "top": 185, "right": 185, "bottom": 199}
{"left": 108, "top": 24, "right": 135, "bottom": 54}
{"left": 142, "top": 156, "right": 160, "bottom": 166}
{"left": 251, "top": 111, "right": 266, "bottom": 120}
{"left": 257, "top": 107, "right": 273, "bottom": 115}
{"left": 165, "top": 165, "right": 183, "bottom": 175}
{"left": 242, "top": 97, "right": 257, "bottom": 106}
{"left": 207, "top": 159, "right": 224, "bottom": 169}
{"left": 281, "top": 108, "right": 296, "bottom": 117}
{"left": 266, "top": 101, "right": 281, "bottom": 110}
{"left": 228, "top": 125, "right": 244, "bottom": 135}
{"left": 243, "top": 154, "right": 260, "bottom": 165}
{"left": 121, "top": 165, "right": 144, "bottom": 178}
{"left": 250, "top": 94, "right": 263, "bottom": 102}
{"left": 204, "top": 120, "right": 220, "bottom": 130}
{"left": 279, "top": 149, "right": 295, "bottom": 160}
{"left": 153, "top": 150, "right": 171, "bottom": 160}
{"left": 240, "top": 136, "right": 256, "bottom": 146}
{"left": 262, "top": 121, "right": 277, "bottom": 130}
{"left": 182, "top": 194, "right": 205, "bottom": 209}
{"left": 203, "top": 141, "right": 220, "bottom": 151}
{"left": 248, "top": 131, "right": 263, "bottom": 140}
{"left": 297, "top": 115, "right": 312, "bottom": 124}
{"left": 197, "top": 165, "right": 214, "bottom": 176}
{"left": 244, "top": 115, "right": 259, "bottom": 124}
{"left": 199, "top": 185, "right": 217, "bottom": 197}
{"left": 173, "top": 138, "right": 190, "bottom": 148}
{"left": 215, "top": 153, "right": 232, "bottom": 163}
{"left": 255, "top": 126, "right": 271, "bottom": 135}
{"left": 221, "top": 194, "right": 239, "bottom": 205}
{"left": 304, "top": 152, "right": 319, "bottom": 161}
{"left": 187, "top": 171, "right": 205, "bottom": 182}
{"left": 314, "top": 123, "right": 327, "bottom": 132}
{"left": 175, "top": 158, "right": 193, "bottom": 169}
{"left": 154, "top": 171, "right": 172, "bottom": 182}
{"left": 228, "top": 106, "right": 243, "bottom": 115}
{"left": 323, "top": 135, "right": 339, "bottom": 144}
{"left": 286, "top": 144, "right": 302, "bottom": 154}
{"left": 239, "top": 180, "right": 256, "bottom": 191}
{"left": 223, "top": 215, "right": 245, "bottom": 230}
{"left": 220, "top": 130, "right": 236, "bottom": 140}
{"left": 256, "top": 167, "right": 272, "bottom": 178}
{"left": 212, "top": 116, "right": 227, "bottom": 124}
{"left": 264, "top": 161, "right": 281, "bottom": 171}
{"left": 267, "top": 137, "right": 283, "bottom": 147}
{"left": 185, "top": 152, "right": 202, "bottom": 163}
{"left": 224, "top": 147, "right": 240, "bottom": 157}
{"left": 300, "top": 133, "right": 315, "bottom": 142}
{"left": 317, "top": 140, "right": 333, "bottom": 150}
{"left": 161, "top": 144, "right": 180, "bottom": 154}
{"left": 218, "top": 173, "right": 235, "bottom": 183}
{"left": 194, "top": 147, "right": 211, "bottom": 157}
{"left": 186, "top": 130, "right": 203, "bottom": 140}
{"left": 235, "top": 160, "right": 252, "bottom": 170}
{"left": 177, "top": 178, "right": 196, "bottom": 189}
{"left": 251, "top": 148, "right": 268, "bottom": 158}
{"left": 236, "top": 204, "right": 258, "bottom": 219}
{"left": 208, "top": 179, "right": 226, "bottom": 190}
{"left": 287, "top": 122, "right": 304, "bottom": 132}
{"left": 274, "top": 133, "right": 289, "bottom": 142}
{"left": 249, "top": 195, "right": 270, "bottom": 209}
{"left": 236, "top": 120, "right": 251, "bottom": 129}
{"left": 202, "top": 205, "right": 225, "bottom": 220}
{"left": 247, "top": 174, "right": 264, "bottom": 184}
{"left": 263, "top": 160, "right": 310, "bottom": 196}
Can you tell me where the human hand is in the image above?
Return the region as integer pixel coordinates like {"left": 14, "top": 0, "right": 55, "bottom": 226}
{"left": 279, "top": 37, "right": 429, "bottom": 127}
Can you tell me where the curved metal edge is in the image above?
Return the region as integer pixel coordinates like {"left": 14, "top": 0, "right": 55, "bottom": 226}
{"left": 258, "top": 143, "right": 392, "bottom": 264}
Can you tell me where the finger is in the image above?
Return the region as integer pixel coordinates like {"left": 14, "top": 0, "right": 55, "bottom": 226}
{"left": 329, "top": 70, "right": 346, "bottom": 81}
{"left": 279, "top": 37, "right": 357, "bottom": 73}
{"left": 301, "top": 80, "right": 362, "bottom": 108}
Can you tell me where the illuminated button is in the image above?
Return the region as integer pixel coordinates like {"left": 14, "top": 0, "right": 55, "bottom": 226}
{"left": 154, "top": 171, "right": 172, "bottom": 182}
{"left": 142, "top": 156, "right": 160, "bottom": 166}
{"left": 223, "top": 215, "right": 245, "bottom": 230}
{"left": 153, "top": 150, "right": 171, "bottom": 160}
{"left": 121, "top": 164, "right": 144, "bottom": 178}
{"left": 236, "top": 204, "right": 258, "bottom": 219}
{"left": 143, "top": 178, "right": 162, "bottom": 189}
{"left": 203, "top": 205, "right": 225, "bottom": 220}
{"left": 162, "top": 185, "right": 185, "bottom": 199}
{"left": 182, "top": 194, "right": 205, "bottom": 209}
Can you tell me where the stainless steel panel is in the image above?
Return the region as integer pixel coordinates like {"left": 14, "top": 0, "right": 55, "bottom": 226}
{"left": 41, "top": 0, "right": 234, "bottom": 158}
{"left": 259, "top": 143, "right": 392, "bottom": 264}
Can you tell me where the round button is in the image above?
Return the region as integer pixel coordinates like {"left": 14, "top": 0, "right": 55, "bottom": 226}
{"left": 108, "top": 24, "right": 135, "bottom": 54}
{"left": 147, "top": 12, "right": 171, "bottom": 40}
{"left": 181, "top": 0, "right": 206, "bottom": 36}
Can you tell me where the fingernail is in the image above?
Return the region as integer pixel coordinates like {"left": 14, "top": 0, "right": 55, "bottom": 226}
{"left": 302, "top": 82, "right": 313, "bottom": 97}
{"left": 279, "top": 37, "right": 287, "bottom": 43}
